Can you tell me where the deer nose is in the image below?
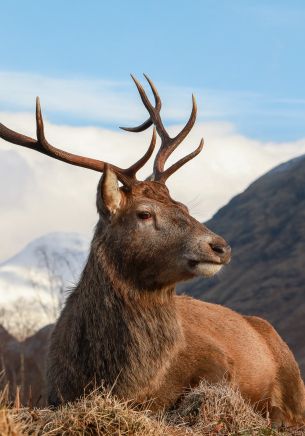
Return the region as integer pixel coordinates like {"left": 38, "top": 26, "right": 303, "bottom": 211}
{"left": 209, "top": 241, "right": 231, "bottom": 263}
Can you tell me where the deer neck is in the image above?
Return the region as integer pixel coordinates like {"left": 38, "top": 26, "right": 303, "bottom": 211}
{"left": 74, "top": 240, "right": 184, "bottom": 400}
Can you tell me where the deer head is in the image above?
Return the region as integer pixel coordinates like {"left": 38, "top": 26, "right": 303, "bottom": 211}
{"left": 0, "top": 75, "right": 231, "bottom": 291}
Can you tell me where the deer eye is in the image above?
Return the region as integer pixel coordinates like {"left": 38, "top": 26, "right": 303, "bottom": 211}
{"left": 137, "top": 211, "right": 152, "bottom": 220}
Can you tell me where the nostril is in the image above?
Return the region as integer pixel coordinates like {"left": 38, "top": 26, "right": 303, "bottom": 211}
{"left": 210, "top": 243, "right": 224, "bottom": 254}
{"left": 210, "top": 243, "right": 230, "bottom": 256}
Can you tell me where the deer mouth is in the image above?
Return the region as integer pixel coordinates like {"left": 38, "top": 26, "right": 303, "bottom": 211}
{"left": 186, "top": 258, "right": 223, "bottom": 278}
{"left": 187, "top": 258, "right": 221, "bottom": 268}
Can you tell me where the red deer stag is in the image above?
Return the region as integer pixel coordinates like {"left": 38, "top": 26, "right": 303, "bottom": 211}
{"left": 0, "top": 75, "right": 304, "bottom": 427}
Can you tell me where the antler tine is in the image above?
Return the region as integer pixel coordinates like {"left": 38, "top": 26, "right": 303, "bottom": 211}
{"left": 36, "top": 96, "right": 45, "bottom": 142}
{"left": 158, "top": 138, "right": 204, "bottom": 183}
{"left": 120, "top": 118, "right": 153, "bottom": 133}
{"left": 124, "top": 128, "right": 156, "bottom": 177}
{"left": 172, "top": 94, "right": 197, "bottom": 146}
{"left": 143, "top": 74, "right": 162, "bottom": 111}
{"left": 0, "top": 97, "right": 155, "bottom": 186}
{"left": 120, "top": 74, "right": 162, "bottom": 133}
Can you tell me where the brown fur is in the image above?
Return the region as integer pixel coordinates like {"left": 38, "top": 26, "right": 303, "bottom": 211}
{"left": 47, "top": 179, "right": 305, "bottom": 427}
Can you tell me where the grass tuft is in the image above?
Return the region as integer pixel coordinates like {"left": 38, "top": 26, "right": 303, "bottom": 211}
{"left": 168, "top": 380, "right": 274, "bottom": 435}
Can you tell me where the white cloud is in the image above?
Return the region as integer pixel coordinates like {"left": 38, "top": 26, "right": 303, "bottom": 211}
{"left": 0, "top": 149, "right": 35, "bottom": 208}
{"left": 1, "top": 111, "right": 305, "bottom": 262}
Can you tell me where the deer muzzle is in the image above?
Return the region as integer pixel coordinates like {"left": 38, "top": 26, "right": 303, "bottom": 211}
{"left": 184, "top": 234, "right": 231, "bottom": 278}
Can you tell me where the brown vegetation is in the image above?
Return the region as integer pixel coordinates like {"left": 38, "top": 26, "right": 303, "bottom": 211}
{"left": 2, "top": 381, "right": 304, "bottom": 436}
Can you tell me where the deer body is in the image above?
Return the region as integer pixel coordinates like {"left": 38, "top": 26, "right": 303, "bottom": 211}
{"left": 47, "top": 185, "right": 305, "bottom": 426}
{"left": 1, "top": 75, "right": 304, "bottom": 427}
{"left": 155, "top": 297, "right": 305, "bottom": 426}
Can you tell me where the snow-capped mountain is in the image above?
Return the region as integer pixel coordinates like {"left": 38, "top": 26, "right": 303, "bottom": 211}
{"left": 0, "top": 232, "right": 90, "bottom": 329}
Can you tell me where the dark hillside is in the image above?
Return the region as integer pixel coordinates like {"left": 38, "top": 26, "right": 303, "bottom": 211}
{"left": 0, "top": 324, "right": 52, "bottom": 404}
{"left": 179, "top": 154, "right": 305, "bottom": 376}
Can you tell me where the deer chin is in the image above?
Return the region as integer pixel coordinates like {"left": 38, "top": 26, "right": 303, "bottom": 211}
{"left": 187, "top": 259, "right": 223, "bottom": 278}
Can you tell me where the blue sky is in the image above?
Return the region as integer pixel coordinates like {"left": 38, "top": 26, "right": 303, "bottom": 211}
{"left": 1, "top": 0, "right": 305, "bottom": 141}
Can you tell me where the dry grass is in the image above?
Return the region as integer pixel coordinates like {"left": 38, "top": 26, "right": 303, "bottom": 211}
{"left": 168, "top": 380, "right": 273, "bottom": 435}
{"left": 0, "top": 408, "right": 24, "bottom": 436}
{"left": 1, "top": 382, "right": 304, "bottom": 435}
{"left": 1, "top": 389, "right": 178, "bottom": 436}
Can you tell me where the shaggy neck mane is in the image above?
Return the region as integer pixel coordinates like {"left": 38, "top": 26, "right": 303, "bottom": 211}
{"left": 66, "top": 226, "right": 183, "bottom": 400}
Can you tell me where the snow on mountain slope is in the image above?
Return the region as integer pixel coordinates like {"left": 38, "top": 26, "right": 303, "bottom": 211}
{"left": 0, "top": 232, "right": 89, "bottom": 329}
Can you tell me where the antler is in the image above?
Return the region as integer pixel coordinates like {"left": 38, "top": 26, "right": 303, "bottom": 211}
{"left": 0, "top": 97, "right": 156, "bottom": 186}
{"left": 121, "top": 74, "right": 204, "bottom": 183}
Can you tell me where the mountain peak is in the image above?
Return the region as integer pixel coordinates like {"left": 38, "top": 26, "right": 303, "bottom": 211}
{"left": 0, "top": 232, "right": 90, "bottom": 330}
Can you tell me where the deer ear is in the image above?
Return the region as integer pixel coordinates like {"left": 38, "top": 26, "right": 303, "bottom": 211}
{"left": 101, "top": 165, "right": 122, "bottom": 215}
